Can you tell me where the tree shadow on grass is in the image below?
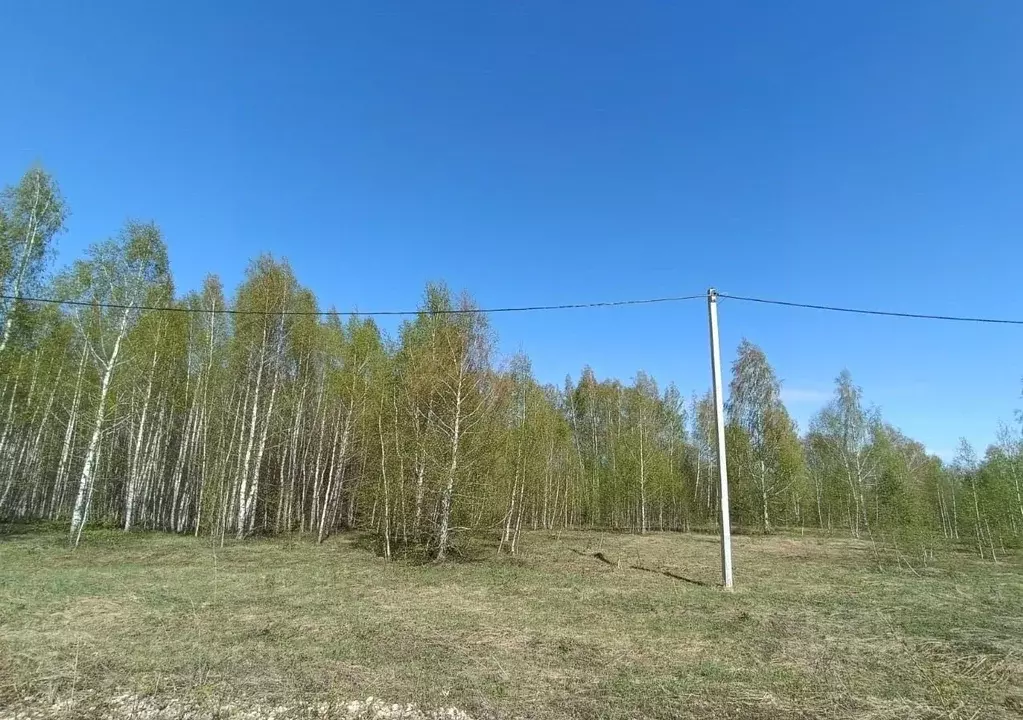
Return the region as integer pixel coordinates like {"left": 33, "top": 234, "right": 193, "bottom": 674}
{"left": 570, "top": 548, "right": 710, "bottom": 587}
{"left": 628, "top": 564, "right": 710, "bottom": 587}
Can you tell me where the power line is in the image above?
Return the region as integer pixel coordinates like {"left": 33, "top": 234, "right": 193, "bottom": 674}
{"left": 720, "top": 293, "right": 1023, "bottom": 326}
{"left": 0, "top": 292, "right": 706, "bottom": 317}
{"left": 6, "top": 289, "right": 1022, "bottom": 324}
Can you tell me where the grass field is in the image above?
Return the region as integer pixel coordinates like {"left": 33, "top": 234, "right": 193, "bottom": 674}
{"left": 1, "top": 527, "right": 1021, "bottom": 719}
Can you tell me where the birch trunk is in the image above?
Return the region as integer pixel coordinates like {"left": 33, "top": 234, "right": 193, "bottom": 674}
{"left": 436, "top": 370, "right": 464, "bottom": 561}
{"left": 125, "top": 343, "right": 160, "bottom": 531}
{"left": 638, "top": 414, "right": 647, "bottom": 535}
{"left": 236, "top": 328, "right": 267, "bottom": 536}
{"left": 70, "top": 308, "right": 131, "bottom": 546}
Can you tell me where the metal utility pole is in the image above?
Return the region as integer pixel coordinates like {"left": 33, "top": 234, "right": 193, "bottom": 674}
{"left": 707, "top": 288, "right": 734, "bottom": 590}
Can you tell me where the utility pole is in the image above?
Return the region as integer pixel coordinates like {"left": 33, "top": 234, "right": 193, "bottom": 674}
{"left": 707, "top": 288, "right": 734, "bottom": 589}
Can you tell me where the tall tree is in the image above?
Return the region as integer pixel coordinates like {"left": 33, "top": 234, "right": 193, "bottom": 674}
{"left": 58, "top": 222, "right": 171, "bottom": 546}
{"left": 4, "top": 168, "right": 1017, "bottom": 553}
{"left": 952, "top": 438, "right": 987, "bottom": 558}
{"left": 0, "top": 168, "right": 67, "bottom": 356}
{"left": 428, "top": 287, "right": 494, "bottom": 560}
{"left": 726, "top": 340, "right": 803, "bottom": 532}
{"left": 809, "top": 370, "right": 880, "bottom": 537}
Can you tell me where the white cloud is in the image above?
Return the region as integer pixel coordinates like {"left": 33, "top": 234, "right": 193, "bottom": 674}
{"left": 780, "top": 387, "right": 831, "bottom": 405}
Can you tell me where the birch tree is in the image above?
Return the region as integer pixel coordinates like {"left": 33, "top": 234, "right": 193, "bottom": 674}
{"left": 0, "top": 168, "right": 67, "bottom": 357}
{"left": 229, "top": 256, "right": 303, "bottom": 537}
{"left": 952, "top": 439, "right": 987, "bottom": 558}
{"left": 626, "top": 372, "right": 661, "bottom": 534}
{"left": 4, "top": 167, "right": 1019, "bottom": 550}
{"left": 809, "top": 370, "right": 881, "bottom": 537}
{"left": 424, "top": 286, "right": 494, "bottom": 561}
{"left": 58, "top": 222, "right": 171, "bottom": 546}
{"left": 726, "top": 340, "right": 803, "bottom": 532}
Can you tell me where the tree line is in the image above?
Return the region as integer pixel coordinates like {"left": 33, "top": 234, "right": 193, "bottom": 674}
{"left": 1, "top": 167, "right": 1021, "bottom": 560}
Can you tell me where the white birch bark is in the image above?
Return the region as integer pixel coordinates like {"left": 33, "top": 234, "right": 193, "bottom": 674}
{"left": 70, "top": 306, "right": 131, "bottom": 546}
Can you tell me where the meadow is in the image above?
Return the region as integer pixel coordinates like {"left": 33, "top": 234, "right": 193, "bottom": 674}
{"left": 1, "top": 527, "right": 1021, "bottom": 719}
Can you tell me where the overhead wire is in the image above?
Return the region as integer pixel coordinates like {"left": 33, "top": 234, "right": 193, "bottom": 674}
{"left": 0, "top": 292, "right": 707, "bottom": 317}
{"left": 2, "top": 290, "right": 1022, "bottom": 325}
{"left": 718, "top": 293, "right": 1023, "bottom": 326}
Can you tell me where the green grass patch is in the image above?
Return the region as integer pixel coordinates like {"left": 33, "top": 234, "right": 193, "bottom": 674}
{"left": 1, "top": 527, "right": 1021, "bottom": 718}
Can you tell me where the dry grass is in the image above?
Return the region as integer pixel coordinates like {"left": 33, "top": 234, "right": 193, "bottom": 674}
{"left": 1, "top": 525, "right": 1021, "bottom": 719}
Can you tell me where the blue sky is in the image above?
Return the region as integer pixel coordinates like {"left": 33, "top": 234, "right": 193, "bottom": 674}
{"left": 3, "top": 1, "right": 1023, "bottom": 458}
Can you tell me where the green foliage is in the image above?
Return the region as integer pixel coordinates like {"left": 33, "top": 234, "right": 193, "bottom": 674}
{"left": 0, "top": 166, "right": 1021, "bottom": 559}
{"left": 726, "top": 340, "right": 803, "bottom": 532}
{"left": 0, "top": 167, "right": 67, "bottom": 356}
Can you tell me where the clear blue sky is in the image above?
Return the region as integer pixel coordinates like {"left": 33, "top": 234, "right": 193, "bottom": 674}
{"left": 4, "top": 1, "right": 1023, "bottom": 459}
